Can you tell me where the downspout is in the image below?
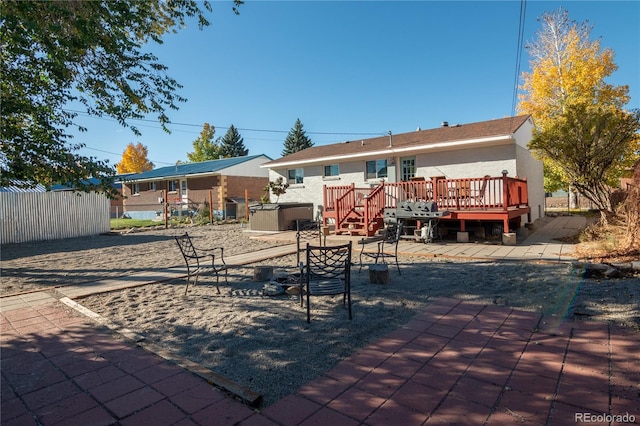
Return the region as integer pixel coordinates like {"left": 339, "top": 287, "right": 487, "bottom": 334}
{"left": 388, "top": 131, "right": 397, "bottom": 182}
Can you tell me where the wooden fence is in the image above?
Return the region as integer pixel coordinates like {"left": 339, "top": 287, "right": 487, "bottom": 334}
{"left": 0, "top": 192, "right": 110, "bottom": 244}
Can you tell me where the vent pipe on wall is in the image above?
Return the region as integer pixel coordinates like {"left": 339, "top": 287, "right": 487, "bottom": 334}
{"left": 388, "top": 130, "right": 392, "bottom": 147}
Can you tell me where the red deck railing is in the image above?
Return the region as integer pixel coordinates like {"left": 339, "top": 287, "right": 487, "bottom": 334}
{"left": 324, "top": 174, "right": 530, "bottom": 234}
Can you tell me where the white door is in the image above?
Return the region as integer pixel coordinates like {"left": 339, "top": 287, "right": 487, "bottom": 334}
{"left": 180, "top": 179, "right": 188, "bottom": 208}
{"left": 400, "top": 157, "right": 416, "bottom": 181}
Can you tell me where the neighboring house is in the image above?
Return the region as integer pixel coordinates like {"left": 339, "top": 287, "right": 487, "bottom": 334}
{"left": 262, "top": 115, "right": 544, "bottom": 237}
{"left": 0, "top": 183, "right": 47, "bottom": 193}
{"left": 121, "top": 155, "right": 271, "bottom": 220}
{"left": 51, "top": 177, "right": 125, "bottom": 218}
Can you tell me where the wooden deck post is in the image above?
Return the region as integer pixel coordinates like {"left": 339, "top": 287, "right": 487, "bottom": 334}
{"left": 209, "top": 190, "right": 213, "bottom": 223}
{"left": 163, "top": 189, "right": 168, "bottom": 229}
{"left": 502, "top": 171, "right": 509, "bottom": 232}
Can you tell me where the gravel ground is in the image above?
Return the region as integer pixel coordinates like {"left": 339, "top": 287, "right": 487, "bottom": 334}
{"left": 2, "top": 223, "right": 638, "bottom": 407}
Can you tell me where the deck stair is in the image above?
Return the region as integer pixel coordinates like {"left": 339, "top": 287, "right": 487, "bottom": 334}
{"left": 337, "top": 214, "right": 365, "bottom": 236}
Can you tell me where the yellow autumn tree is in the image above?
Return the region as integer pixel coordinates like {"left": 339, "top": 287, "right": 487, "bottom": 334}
{"left": 518, "top": 7, "right": 629, "bottom": 129}
{"left": 116, "top": 142, "right": 155, "bottom": 174}
{"left": 517, "top": 7, "right": 633, "bottom": 195}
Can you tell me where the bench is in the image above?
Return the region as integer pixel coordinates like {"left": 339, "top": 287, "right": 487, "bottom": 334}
{"left": 358, "top": 222, "right": 402, "bottom": 275}
{"left": 175, "top": 232, "right": 228, "bottom": 295}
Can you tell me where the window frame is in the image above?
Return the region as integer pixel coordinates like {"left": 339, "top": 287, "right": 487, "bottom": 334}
{"left": 323, "top": 164, "right": 339, "bottom": 178}
{"left": 365, "top": 159, "right": 388, "bottom": 180}
{"left": 287, "top": 168, "right": 304, "bottom": 184}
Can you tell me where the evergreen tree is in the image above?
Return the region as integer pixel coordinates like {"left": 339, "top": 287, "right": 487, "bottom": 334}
{"left": 187, "top": 123, "right": 221, "bottom": 162}
{"left": 219, "top": 125, "right": 248, "bottom": 158}
{"left": 282, "top": 118, "right": 313, "bottom": 156}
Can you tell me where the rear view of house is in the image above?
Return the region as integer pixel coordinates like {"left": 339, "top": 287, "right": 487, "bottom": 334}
{"left": 262, "top": 116, "right": 544, "bottom": 238}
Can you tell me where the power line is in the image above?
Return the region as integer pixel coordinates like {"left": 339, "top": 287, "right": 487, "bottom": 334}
{"left": 81, "top": 146, "right": 177, "bottom": 166}
{"left": 511, "top": 0, "right": 527, "bottom": 118}
{"left": 63, "top": 108, "right": 385, "bottom": 137}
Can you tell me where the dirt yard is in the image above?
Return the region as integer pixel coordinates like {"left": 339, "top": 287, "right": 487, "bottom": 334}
{"left": 2, "top": 223, "right": 638, "bottom": 407}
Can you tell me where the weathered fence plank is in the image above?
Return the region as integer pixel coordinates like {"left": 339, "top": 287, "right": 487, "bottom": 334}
{"left": 0, "top": 192, "right": 110, "bottom": 244}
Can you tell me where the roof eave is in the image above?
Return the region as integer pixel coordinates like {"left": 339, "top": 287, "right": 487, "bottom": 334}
{"left": 124, "top": 170, "right": 223, "bottom": 183}
{"left": 262, "top": 135, "right": 515, "bottom": 169}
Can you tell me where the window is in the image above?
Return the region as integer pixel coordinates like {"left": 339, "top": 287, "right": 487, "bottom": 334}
{"left": 400, "top": 157, "right": 416, "bottom": 181}
{"left": 168, "top": 180, "right": 178, "bottom": 192}
{"left": 324, "top": 164, "right": 339, "bottom": 177}
{"left": 287, "top": 168, "right": 304, "bottom": 184}
{"left": 366, "top": 159, "right": 388, "bottom": 179}
{"left": 149, "top": 182, "right": 157, "bottom": 191}
{"left": 132, "top": 183, "right": 140, "bottom": 195}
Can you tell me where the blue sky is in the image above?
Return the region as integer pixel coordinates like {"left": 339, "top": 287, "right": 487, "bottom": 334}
{"left": 72, "top": 1, "right": 640, "bottom": 168}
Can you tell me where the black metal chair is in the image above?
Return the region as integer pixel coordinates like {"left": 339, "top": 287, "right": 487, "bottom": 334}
{"left": 295, "top": 220, "right": 325, "bottom": 266}
{"left": 299, "top": 241, "right": 352, "bottom": 323}
{"left": 175, "top": 232, "right": 228, "bottom": 295}
{"left": 358, "top": 222, "right": 402, "bottom": 274}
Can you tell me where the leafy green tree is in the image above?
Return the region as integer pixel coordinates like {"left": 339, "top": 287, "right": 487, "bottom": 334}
{"left": 261, "top": 177, "right": 289, "bottom": 203}
{"left": 218, "top": 125, "right": 248, "bottom": 158}
{"left": 187, "top": 123, "right": 221, "bottom": 162}
{"left": 529, "top": 103, "right": 640, "bottom": 214}
{"left": 1, "top": 0, "right": 242, "bottom": 195}
{"left": 282, "top": 118, "right": 313, "bottom": 156}
{"left": 518, "top": 7, "right": 631, "bottom": 195}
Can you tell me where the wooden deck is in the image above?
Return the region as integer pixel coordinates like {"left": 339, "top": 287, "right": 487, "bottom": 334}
{"left": 323, "top": 173, "right": 531, "bottom": 236}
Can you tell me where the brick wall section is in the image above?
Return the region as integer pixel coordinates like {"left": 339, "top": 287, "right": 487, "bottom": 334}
{"left": 122, "top": 175, "right": 267, "bottom": 212}
{"left": 224, "top": 176, "right": 267, "bottom": 203}
{"left": 122, "top": 181, "right": 167, "bottom": 212}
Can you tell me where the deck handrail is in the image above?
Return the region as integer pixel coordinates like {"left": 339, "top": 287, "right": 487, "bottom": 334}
{"left": 363, "top": 183, "right": 386, "bottom": 231}
{"left": 334, "top": 183, "right": 356, "bottom": 229}
{"left": 324, "top": 175, "right": 529, "bottom": 213}
{"left": 324, "top": 184, "right": 353, "bottom": 212}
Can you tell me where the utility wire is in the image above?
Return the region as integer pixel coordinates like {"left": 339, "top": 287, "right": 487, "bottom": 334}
{"left": 63, "top": 108, "right": 385, "bottom": 137}
{"left": 511, "top": 0, "right": 527, "bottom": 121}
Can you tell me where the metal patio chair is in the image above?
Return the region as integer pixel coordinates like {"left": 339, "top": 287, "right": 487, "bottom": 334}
{"left": 298, "top": 241, "right": 352, "bottom": 323}
{"left": 175, "top": 232, "right": 228, "bottom": 295}
{"left": 295, "top": 220, "right": 325, "bottom": 266}
{"left": 358, "top": 222, "right": 402, "bottom": 274}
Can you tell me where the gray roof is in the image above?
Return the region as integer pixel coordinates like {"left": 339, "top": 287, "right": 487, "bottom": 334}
{"left": 0, "top": 183, "right": 47, "bottom": 193}
{"left": 123, "top": 155, "right": 271, "bottom": 181}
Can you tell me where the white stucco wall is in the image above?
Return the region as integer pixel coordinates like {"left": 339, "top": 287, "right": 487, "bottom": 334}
{"left": 516, "top": 145, "right": 545, "bottom": 222}
{"left": 412, "top": 145, "right": 517, "bottom": 181}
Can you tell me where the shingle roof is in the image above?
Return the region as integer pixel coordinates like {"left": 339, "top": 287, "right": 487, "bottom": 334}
{"left": 264, "top": 115, "right": 531, "bottom": 167}
{"left": 124, "top": 154, "right": 271, "bottom": 181}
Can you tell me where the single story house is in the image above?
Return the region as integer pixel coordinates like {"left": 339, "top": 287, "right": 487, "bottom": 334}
{"left": 121, "top": 154, "right": 271, "bottom": 220}
{"left": 261, "top": 115, "right": 544, "bottom": 237}
{"left": 51, "top": 178, "right": 125, "bottom": 218}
